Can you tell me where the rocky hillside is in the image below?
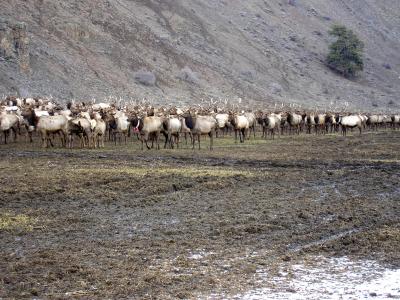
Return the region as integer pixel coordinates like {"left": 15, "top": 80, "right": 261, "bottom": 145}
{"left": 1, "top": 0, "right": 399, "bottom": 110}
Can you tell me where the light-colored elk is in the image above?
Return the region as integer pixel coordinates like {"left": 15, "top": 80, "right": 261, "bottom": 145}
{"left": 325, "top": 113, "right": 337, "bottom": 133}
{"left": 92, "top": 103, "right": 111, "bottom": 111}
{"left": 314, "top": 113, "right": 327, "bottom": 134}
{"left": 215, "top": 113, "right": 230, "bottom": 137}
{"left": 340, "top": 115, "right": 362, "bottom": 136}
{"left": 228, "top": 112, "right": 249, "bottom": 143}
{"left": 244, "top": 112, "right": 257, "bottom": 138}
{"left": 180, "top": 117, "right": 193, "bottom": 145}
{"left": 305, "top": 112, "right": 316, "bottom": 134}
{"left": 184, "top": 114, "right": 216, "bottom": 150}
{"left": 92, "top": 112, "right": 106, "bottom": 148}
{"left": 162, "top": 116, "right": 182, "bottom": 148}
{"left": 367, "top": 115, "right": 379, "bottom": 131}
{"left": 109, "top": 110, "right": 130, "bottom": 145}
{"left": 391, "top": 115, "right": 400, "bottom": 129}
{"left": 263, "top": 113, "right": 280, "bottom": 139}
{"left": 36, "top": 114, "right": 69, "bottom": 148}
{"left": 287, "top": 112, "right": 303, "bottom": 134}
{"left": 0, "top": 110, "right": 20, "bottom": 144}
{"left": 67, "top": 117, "right": 92, "bottom": 148}
{"left": 131, "top": 115, "right": 164, "bottom": 150}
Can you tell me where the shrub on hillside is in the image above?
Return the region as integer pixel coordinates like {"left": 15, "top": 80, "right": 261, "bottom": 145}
{"left": 326, "top": 25, "right": 364, "bottom": 78}
{"left": 176, "top": 66, "right": 199, "bottom": 84}
{"left": 134, "top": 70, "right": 156, "bottom": 86}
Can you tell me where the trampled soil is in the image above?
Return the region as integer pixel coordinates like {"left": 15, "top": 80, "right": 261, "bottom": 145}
{"left": 0, "top": 131, "right": 399, "bottom": 299}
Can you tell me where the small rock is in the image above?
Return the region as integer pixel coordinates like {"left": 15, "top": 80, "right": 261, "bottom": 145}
{"left": 282, "top": 255, "right": 291, "bottom": 261}
{"left": 382, "top": 63, "right": 391, "bottom": 70}
{"left": 270, "top": 82, "right": 282, "bottom": 94}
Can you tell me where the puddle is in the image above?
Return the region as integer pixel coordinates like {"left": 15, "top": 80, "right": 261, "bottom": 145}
{"left": 235, "top": 256, "right": 400, "bottom": 300}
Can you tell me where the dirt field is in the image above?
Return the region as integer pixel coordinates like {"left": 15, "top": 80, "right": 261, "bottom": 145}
{"left": 0, "top": 130, "right": 399, "bottom": 299}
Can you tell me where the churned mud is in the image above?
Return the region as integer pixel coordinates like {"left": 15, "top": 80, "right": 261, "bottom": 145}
{"left": 0, "top": 131, "right": 399, "bottom": 299}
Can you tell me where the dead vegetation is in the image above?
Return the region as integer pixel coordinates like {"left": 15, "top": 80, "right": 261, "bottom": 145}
{"left": 0, "top": 131, "right": 399, "bottom": 298}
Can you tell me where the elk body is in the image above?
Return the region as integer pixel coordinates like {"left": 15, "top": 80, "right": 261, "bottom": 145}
{"left": 229, "top": 113, "right": 249, "bottom": 143}
{"left": 162, "top": 117, "right": 182, "bottom": 149}
{"left": 215, "top": 113, "right": 230, "bottom": 137}
{"left": 36, "top": 114, "right": 69, "bottom": 148}
{"left": 263, "top": 114, "right": 280, "bottom": 139}
{"left": 0, "top": 111, "right": 20, "bottom": 144}
{"left": 244, "top": 112, "right": 257, "bottom": 139}
{"left": 92, "top": 112, "right": 106, "bottom": 148}
{"left": 131, "top": 116, "right": 164, "bottom": 150}
{"left": 287, "top": 112, "right": 303, "bottom": 135}
{"left": 184, "top": 114, "right": 216, "bottom": 150}
{"left": 340, "top": 115, "right": 362, "bottom": 136}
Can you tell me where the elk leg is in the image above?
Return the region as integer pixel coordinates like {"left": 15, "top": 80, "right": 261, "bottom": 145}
{"left": 41, "top": 132, "right": 46, "bottom": 148}
{"left": 156, "top": 132, "right": 160, "bottom": 150}
{"left": 163, "top": 132, "right": 169, "bottom": 149}
{"left": 145, "top": 140, "right": 151, "bottom": 150}
{"left": 49, "top": 134, "right": 55, "bottom": 147}
{"left": 198, "top": 134, "right": 201, "bottom": 150}
{"left": 11, "top": 127, "right": 17, "bottom": 142}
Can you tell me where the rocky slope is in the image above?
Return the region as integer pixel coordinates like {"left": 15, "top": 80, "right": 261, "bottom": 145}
{"left": 0, "top": 0, "right": 399, "bottom": 110}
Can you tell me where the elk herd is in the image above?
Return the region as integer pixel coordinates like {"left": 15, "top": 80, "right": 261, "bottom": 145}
{"left": 0, "top": 96, "right": 399, "bottom": 150}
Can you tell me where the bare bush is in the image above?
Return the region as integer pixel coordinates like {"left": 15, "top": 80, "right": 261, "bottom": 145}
{"left": 134, "top": 70, "right": 156, "bottom": 86}
{"left": 177, "top": 66, "right": 199, "bottom": 84}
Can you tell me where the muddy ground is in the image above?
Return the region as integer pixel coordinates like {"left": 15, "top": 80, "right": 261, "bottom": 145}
{"left": 0, "top": 130, "right": 399, "bottom": 299}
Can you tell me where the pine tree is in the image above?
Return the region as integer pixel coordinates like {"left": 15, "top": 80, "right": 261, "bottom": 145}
{"left": 327, "top": 25, "right": 364, "bottom": 78}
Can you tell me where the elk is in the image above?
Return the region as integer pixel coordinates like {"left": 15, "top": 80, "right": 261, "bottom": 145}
{"left": 367, "top": 115, "right": 379, "bottom": 131}
{"left": 162, "top": 116, "right": 182, "bottom": 148}
{"left": 184, "top": 114, "right": 216, "bottom": 150}
{"left": 67, "top": 117, "right": 92, "bottom": 148}
{"left": 108, "top": 110, "right": 130, "bottom": 145}
{"left": 287, "top": 112, "right": 303, "bottom": 135}
{"left": 92, "top": 112, "right": 106, "bottom": 148}
{"left": 339, "top": 115, "right": 362, "bottom": 136}
{"left": 215, "top": 113, "right": 230, "bottom": 137}
{"left": 263, "top": 114, "right": 280, "bottom": 139}
{"left": 255, "top": 111, "right": 266, "bottom": 138}
{"left": 180, "top": 117, "right": 193, "bottom": 145}
{"left": 305, "top": 112, "right": 316, "bottom": 134}
{"left": 0, "top": 110, "right": 20, "bottom": 144}
{"left": 130, "top": 115, "right": 164, "bottom": 150}
{"left": 244, "top": 112, "right": 257, "bottom": 139}
{"left": 325, "top": 113, "right": 337, "bottom": 133}
{"left": 391, "top": 115, "right": 400, "bottom": 129}
{"left": 35, "top": 113, "right": 69, "bottom": 148}
{"left": 314, "top": 113, "right": 327, "bottom": 134}
{"left": 228, "top": 112, "right": 249, "bottom": 143}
